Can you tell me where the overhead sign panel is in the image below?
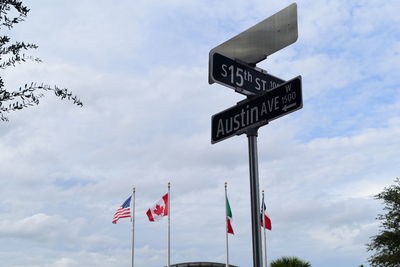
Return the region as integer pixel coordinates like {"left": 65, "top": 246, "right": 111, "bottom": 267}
{"left": 210, "top": 52, "right": 285, "bottom": 95}
{"left": 211, "top": 76, "right": 302, "bottom": 144}
{"left": 209, "top": 3, "right": 298, "bottom": 84}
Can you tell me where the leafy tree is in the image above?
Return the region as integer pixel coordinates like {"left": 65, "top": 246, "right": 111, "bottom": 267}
{"left": 270, "top": 256, "right": 311, "bottom": 267}
{"left": 0, "top": 0, "right": 82, "bottom": 121}
{"left": 367, "top": 178, "right": 400, "bottom": 267}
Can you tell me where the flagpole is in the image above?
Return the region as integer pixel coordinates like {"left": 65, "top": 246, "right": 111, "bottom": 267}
{"left": 167, "top": 182, "right": 171, "bottom": 267}
{"left": 262, "top": 190, "right": 267, "bottom": 267}
{"left": 225, "top": 182, "right": 229, "bottom": 267}
{"left": 132, "top": 187, "right": 136, "bottom": 267}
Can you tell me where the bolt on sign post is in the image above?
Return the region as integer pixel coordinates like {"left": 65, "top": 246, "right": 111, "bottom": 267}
{"left": 208, "top": 3, "right": 300, "bottom": 267}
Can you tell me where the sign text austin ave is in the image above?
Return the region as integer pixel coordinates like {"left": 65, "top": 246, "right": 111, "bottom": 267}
{"left": 210, "top": 52, "right": 285, "bottom": 96}
{"left": 211, "top": 76, "right": 302, "bottom": 144}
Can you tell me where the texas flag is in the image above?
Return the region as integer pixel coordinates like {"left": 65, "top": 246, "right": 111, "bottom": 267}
{"left": 260, "top": 194, "right": 272, "bottom": 230}
{"left": 146, "top": 193, "right": 169, "bottom": 222}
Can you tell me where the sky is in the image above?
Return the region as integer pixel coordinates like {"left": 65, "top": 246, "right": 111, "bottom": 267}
{"left": 1, "top": 0, "right": 399, "bottom": 266}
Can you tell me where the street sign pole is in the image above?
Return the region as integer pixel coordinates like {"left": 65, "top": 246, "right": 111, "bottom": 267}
{"left": 211, "top": 75, "right": 302, "bottom": 267}
{"left": 247, "top": 127, "right": 263, "bottom": 267}
{"left": 208, "top": 4, "right": 300, "bottom": 267}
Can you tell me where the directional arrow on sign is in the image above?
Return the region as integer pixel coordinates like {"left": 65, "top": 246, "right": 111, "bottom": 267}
{"left": 211, "top": 76, "right": 302, "bottom": 144}
{"left": 210, "top": 52, "right": 285, "bottom": 96}
{"left": 283, "top": 102, "right": 297, "bottom": 112}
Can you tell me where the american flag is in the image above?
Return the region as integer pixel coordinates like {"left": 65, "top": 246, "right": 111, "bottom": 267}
{"left": 112, "top": 196, "right": 132, "bottom": 224}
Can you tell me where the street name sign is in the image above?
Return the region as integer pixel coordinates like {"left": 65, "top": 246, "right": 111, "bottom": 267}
{"left": 207, "top": 3, "right": 301, "bottom": 266}
{"left": 210, "top": 52, "right": 285, "bottom": 95}
{"left": 211, "top": 76, "right": 302, "bottom": 144}
{"left": 209, "top": 3, "right": 298, "bottom": 84}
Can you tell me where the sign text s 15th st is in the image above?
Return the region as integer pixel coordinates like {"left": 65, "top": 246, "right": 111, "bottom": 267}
{"left": 210, "top": 53, "right": 285, "bottom": 96}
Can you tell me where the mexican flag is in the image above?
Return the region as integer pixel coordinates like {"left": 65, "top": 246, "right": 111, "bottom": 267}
{"left": 226, "top": 196, "right": 234, "bottom": 234}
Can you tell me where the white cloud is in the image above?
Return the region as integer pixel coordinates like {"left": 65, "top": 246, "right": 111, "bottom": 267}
{"left": 0, "top": 213, "right": 84, "bottom": 243}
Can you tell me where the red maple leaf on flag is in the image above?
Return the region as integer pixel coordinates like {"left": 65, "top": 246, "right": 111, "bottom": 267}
{"left": 153, "top": 204, "right": 164, "bottom": 215}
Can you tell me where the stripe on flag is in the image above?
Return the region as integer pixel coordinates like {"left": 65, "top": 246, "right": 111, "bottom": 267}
{"left": 112, "top": 196, "right": 132, "bottom": 224}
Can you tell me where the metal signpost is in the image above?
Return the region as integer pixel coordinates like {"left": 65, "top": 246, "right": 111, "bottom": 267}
{"left": 208, "top": 3, "right": 301, "bottom": 267}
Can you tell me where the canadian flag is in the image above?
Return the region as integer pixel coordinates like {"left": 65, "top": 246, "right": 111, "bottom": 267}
{"left": 146, "top": 193, "right": 169, "bottom": 222}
